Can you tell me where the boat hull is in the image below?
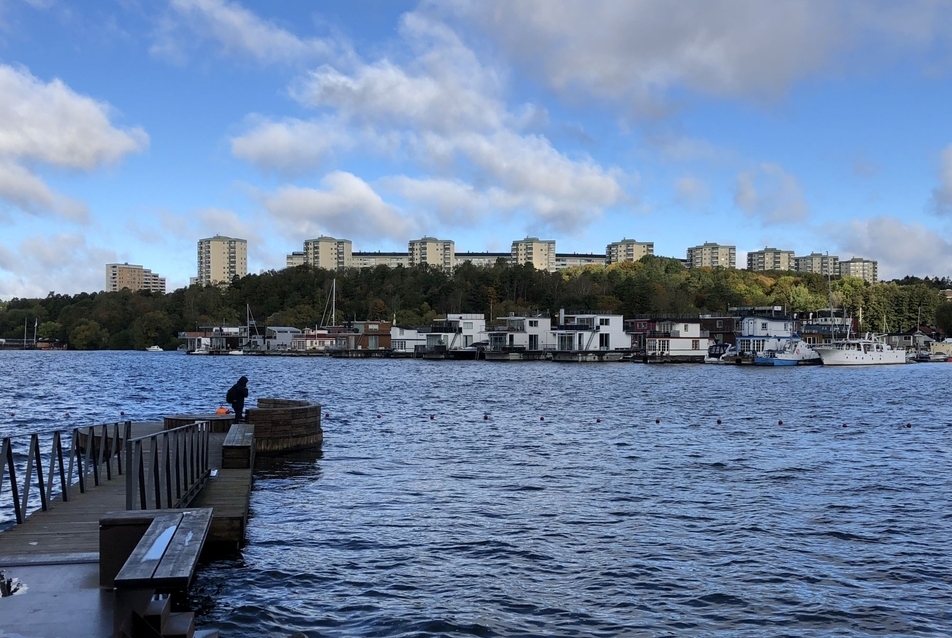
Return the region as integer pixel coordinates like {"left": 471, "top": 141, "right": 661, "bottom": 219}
{"left": 753, "top": 356, "right": 798, "bottom": 366}
{"left": 816, "top": 352, "right": 907, "bottom": 365}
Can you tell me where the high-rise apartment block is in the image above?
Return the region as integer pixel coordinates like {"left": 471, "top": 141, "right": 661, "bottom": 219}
{"left": 686, "top": 242, "right": 736, "bottom": 269}
{"left": 105, "top": 263, "right": 166, "bottom": 293}
{"left": 606, "top": 239, "right": 654, "bottom": 264}
{"left": 747, "top": 247, "right": 796, "bottom": 271}
{"left": 408, "top": 237, "right": 456, "bottom": 270}
{"left": 794, "top": 252, "right": 839, "bottom": 276}
{"left": 302, "top": 236, "right": 353, "bottom": 270}
{"left": 196, "top": 235, "right": 247, "bottom": 286}
{"left": 352, "top": 252, "right": 411, "bottom": 269}
{"left": 286, "top": 252, "right": 306, "bottom": 268}
{"left": 838, "top": 257, "right": 878, "bottom": 283}
{"left": 511, "top": 238, "right": 556, "bottom": 272}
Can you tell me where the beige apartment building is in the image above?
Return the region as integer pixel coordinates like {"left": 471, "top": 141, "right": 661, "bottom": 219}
{"left": 606, "top": 239, "right": 654, "bottom": 264}
{"left": 299, "top": 236, "right": 353, "bottom": 270}
{"left": 686, "top": 242, "right": 736, "bottom": 268}
{"left": 556, "top": 253, "right": 607, "bottom": 269}
{"left": 105, "top": 263, "right": 166, "bottom": 293}
{"left": 352, "top": 252, "right": 411, "bottom": 269}
{"left": 196, "top": 235, "right": 247, "bottom": 286}
{"left": 747, "top": 247, "right": 796, "bottom": 271}
{"left": 838, "top": 257, "right": 878, "bottom": 283}
{"left": 408, "top": 237, "right": 455, "bottom": 270}
{"left": 794, "top": 252, "right": 839, "bottom": 277}
{"left": 511, "top": 237, "right": 556, "bottom": 272}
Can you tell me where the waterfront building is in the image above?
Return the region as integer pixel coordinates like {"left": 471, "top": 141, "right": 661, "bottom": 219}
{"left": 291, "top": 329, "right": 337, "bottom": 351}
{"left": 838, "top": 257, "right": 878, "bottom": 283}
{"left": 747, "top": 247, "right": 796, "bottom": 271}
{"left": 644, "top": 319, "right": 708, "bottom": 361}
{"left": 264, "top": 326, "right": 301, "bottom": 351}
{"left": 352, "top": 252, "right": 410, "bottom": 269}
{"left": 606, "top": 239, "right": 654, "bottom": 264}
{"left": 336, "top": 321, "right": 393, "bottom": 350}
{"left": 105, "top": 263, "right": 166, "bottom": 293}
{"left": 427, "top": 314, "right": 486, "bottom": 349}
{"left": 511, "top": 238, "right": 556, "bottom": 272}
{"left": 197, "top": 235, "right": 247, "bottom": 286}
{"left": 391, "top": 325, "right": 429, "bottom": 353}
{"left": 300, "top": 236, "right": 353, "bottom": 270}
{"left": 552, "top": 309, "right": 626, "bottom": 352}
{"left": 409, "top": 237, "right": 456, "bottom": 270}
{"left": 794, "top": 252, "right": 839, "bottom": 277}
{"left": 486, "top": 314, "right": 555, "bottom": 351}
{"left": 686, "top": 242, "right": 736, "bottom": 269}
{"left": 456, "top": 252, "right": 510, "bottom": 268}
{"left": 735, "top": 315, "right": 796, "bottom": 355}
{"left": 556, "top": 253, "right": 607, "bottom": 269}
{"left": 286, "top": 252, "right": 306, "bottom": 268}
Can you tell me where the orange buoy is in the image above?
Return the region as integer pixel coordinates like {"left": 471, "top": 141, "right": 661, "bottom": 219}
{"left": 216, "top": 406, "right": 228, "bottom": 415}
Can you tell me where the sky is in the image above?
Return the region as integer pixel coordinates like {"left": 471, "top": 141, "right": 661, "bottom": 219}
{"left": 2, "top": 0, "right": 952, "bottom": 299}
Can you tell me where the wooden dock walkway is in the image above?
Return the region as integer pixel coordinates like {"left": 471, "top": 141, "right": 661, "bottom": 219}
{"left": 0, "top": 421, "right": 253, "bottom": 637}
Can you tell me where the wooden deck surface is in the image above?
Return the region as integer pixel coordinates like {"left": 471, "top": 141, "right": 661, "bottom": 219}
{"left": 0, "top": 423, "right": 249, "bottom": 564}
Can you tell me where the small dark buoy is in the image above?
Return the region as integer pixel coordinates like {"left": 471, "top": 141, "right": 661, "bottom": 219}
{"left": 376, "top": 414, "right": 381, "bottom": 418}
{"left": 65, "top": 412, "right": 70, "bottom": 417}
{"left": 120, "top": 411, "right": 125, "bottom": 416}
{"left": 540, "top": 416, "right": 545, "bottom": 421}
{"left": 778, "top": 420, "right": 783, "bottom": 425}
{"left": 483, "top": 414, "right": 489, "bottom": 420}
{"left": 655, "top": 418, "right": 660, "bottom": 424}
{"left": 716, "top": 419, "right": 722, "bottom": 425}
{"left": 430, "top": 414, "right": 435, "bottom": 420}
{"left": 596, "top": 418, "right": 601, "bottom": 423}
{"left": 906, "top": 423, "right": 912, "bottom": 428}
{"left": 843, "top": 423, "right": 848, "bottom": 428}
{"left": 9, "top": 412, "right": 14, "bottom": 417}
{"left": 325, "top": 412, "right": 329, "bottom": 418}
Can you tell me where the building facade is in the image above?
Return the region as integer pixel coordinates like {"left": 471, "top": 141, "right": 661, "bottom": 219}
{"left": 794, "top": 252, "right": 839, "bottom": 276}
{"left": 301, "top": 236, "right": 353, "bottom": 270}
{"left": 352, "top": 252, "right": 410, "bottom": 269}
{"left": 555, "top": 254, "right": 607, "bottom": 269}
{"left": 409, "top": 237, "right": 456, "bottom": 270}
{"left": 105, "top": 263, "right": 166, "bottom": 293}
{"left": 197, "top": 235, "right": 247, "bottom": 286}
{"left": 838, "top": 257, "right": 878, "bottom": 283}
{"left": 286, "top": 252, "right": 306, "bottom": 268}
{"left": 511, "top": 238, "right": 556, "bottom": 272}
{"left": 686, "top": 242, "right": 736, "bottom": 268}
{"left": 747, "top": 247, "right": 796, "bottom": 271}
{"left": 606, "top": 239, "right": 654, "bottom": 264}
{"left": 456, "top": 252, "right": 510, "bottom": 268}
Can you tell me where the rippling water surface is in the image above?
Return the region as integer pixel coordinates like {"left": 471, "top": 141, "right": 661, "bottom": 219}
{"left": 2, "top": 351, "right": 951, "bottom": 636}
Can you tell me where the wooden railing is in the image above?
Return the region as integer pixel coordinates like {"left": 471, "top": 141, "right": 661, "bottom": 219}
{"left": 125, "top": 420, "right": 210, "bottom": 511}
{"left": 0, "top": 422, "right": 129, "bottom": 525}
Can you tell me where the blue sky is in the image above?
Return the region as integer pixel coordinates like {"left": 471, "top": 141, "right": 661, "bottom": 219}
{"left": 2, "top": 0, "right": 952, "bottom": 299}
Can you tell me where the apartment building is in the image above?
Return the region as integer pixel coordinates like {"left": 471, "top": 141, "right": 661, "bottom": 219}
{"left": 457, "top": 252, "right": 510, "bottom": 268}
{"left": 839, "top": 257, "right": 879, "bottom": 283}
{"left": 196, "top": 235, "right": 247, "bottom": 286}
{"left": 685, "top": 242, "right": 736, "bottom": 268}
{"left": 555, "top": 253, "right": 607, "bottom": 269}
{"left": 286, "top": 252, "right": 305, "bottom": 268}
{"left": 300, "top": 236, "right": 353, "bottom": 270}
{"left": 352, "top": 252, "right": 410, "bottom": 269}
{"left": 408, "top": 237, "right": 455, "bottom": 270}
{"left": 105, "top": 263, "right": 166, "bottom": 293}
{"left": 794, "top": 252, "right": 839, "bottom": 277}
{"left": 747, "top": 247, "right": 796, "bottom": 271}
{"left": 511, "top": 237, "right": 556, "bottom": 272}
{"left": 606, "top": 239, "right": 654, "bottom": 264}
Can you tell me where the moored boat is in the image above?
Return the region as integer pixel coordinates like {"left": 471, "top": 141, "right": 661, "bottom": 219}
{"left": 753, "top": 340, "right": 820, "bottom": 366}
{"left": 814, "top": 333, "right": 906, "bottom": 366}
{"left": 145, "top": 345, "right": 163, "bottom": 352}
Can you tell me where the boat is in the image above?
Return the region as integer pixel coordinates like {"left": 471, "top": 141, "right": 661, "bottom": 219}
{"left": 227, "top": 350, "right": 244, "bottom": 355}
{"left": 813, "top": 333, "right": 907, "bottom": 366}
{"left": 146, "top": 345, "right": 163, "bottom": 352}
{"left": 704, "top": 342, "right": 736, "bottom": 363}
{"left": 753, "top": 340, "right": 821, "bottom": 366}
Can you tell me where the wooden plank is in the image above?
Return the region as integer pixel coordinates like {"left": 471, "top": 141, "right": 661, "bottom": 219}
{"left": 114, "top": 513, "right": 182, "bottom": 588}
{"left": 150, "top": 509, "right": 212, "bottom": 588}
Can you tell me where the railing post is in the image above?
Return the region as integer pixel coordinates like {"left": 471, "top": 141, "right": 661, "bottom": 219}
{"left": 69, "top": 428, "right": 81, "bottom": 497}
{"left": 150, "top": 437, "right": 160, "bottom": 510}
{"left": 86, "top": 426, "right": 98, "bottom": 487}
{"left": 163, "top": 431, "right": 172, "bottom": 508}
{"left": 3, "top": 437, "right": 23, "bottom": 524}
{"left": 21, "top": 434, "right": 37, "bottom": 518}
{"left": 46, "top": 431, "right": 60, "bottom": 505}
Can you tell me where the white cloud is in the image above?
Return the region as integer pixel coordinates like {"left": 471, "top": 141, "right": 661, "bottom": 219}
{"left": 0, "top": 64, "right": 147, "bottom": 220}
{"left": 155, "top": 0, "right": 335, "bottom": 64}
{"left": 262, "top": 171, "right": 419, "bottom": 242}
{"left": 833, "top": 216, "right": 952, "bottom": 280}
{"left": 733, "top": 164, "right": 808, "bottom": 224}
{"left": 674, "top": 176, "right": 711, "bottom": 209}
{"left": 230, "top": 116, "right": 355, "bottom": 173}
{"left": 0, "top": 233, "right": 117, "bottom": 298}
{"left": 930, "top": 144, "right": 952, "bottom": 215}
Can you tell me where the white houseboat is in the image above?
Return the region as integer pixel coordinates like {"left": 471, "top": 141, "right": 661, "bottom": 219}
{"left": 485, "top": 314, "right": 555, "bottom": 361}
{"left": 551, "top": 310, "right": 627, "bottom": 362}
{"left": 644, "top": 319, "right": 708, "bottom": 363}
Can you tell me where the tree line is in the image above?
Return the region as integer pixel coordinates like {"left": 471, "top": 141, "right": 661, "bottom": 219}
{"left": 2, "top": 256, "right": 951, "bottom": 350}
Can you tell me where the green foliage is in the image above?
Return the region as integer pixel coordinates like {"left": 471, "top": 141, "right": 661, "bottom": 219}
{"left": 1, "top": 260, "right": 948, "bottom": 349}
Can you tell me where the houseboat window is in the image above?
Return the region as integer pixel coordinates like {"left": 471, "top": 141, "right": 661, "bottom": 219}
{"left": 761, "top": 322, "right": 768, "bottom": 330}
{"left": 638, "top": 322, "right": 647, "bottom": 329}
{"left": 683, "top": 324, "right": 689, "bottom": 332}
{"left": 692, "top": 340, "right": 700, "bottom": 350}
{"left": 463, "top": 322, "right": 473, "bottom": 329}
{"left": 369, "top": 324, "right": 378, "bottom": 331}
{"left": 599, "top": 318, "right": 610, "bottom": 326}
{"left": 529, "top": 320, "right": 538, "bottom": 327}
{"left": 716, "top": 320, "right": 723, "bottom": 328}
{"left": 599, "top": 333, "right": 610, "bottom": 349}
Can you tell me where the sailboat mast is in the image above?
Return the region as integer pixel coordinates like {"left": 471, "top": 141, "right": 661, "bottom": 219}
{"left": 332, "top": 278, "right": 336, "bottom": 327}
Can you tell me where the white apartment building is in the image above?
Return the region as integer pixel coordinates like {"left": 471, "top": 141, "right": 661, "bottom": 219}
{"left": 556, "top": 254, "right": 606, "bottom": 269}
{"left": 196, "top": 235, "right": 247, "bottom": 286}
{"left": 302, "top": 236, "right": 353, "bottom": 270}
{"left": 286, "top": 252, "right": 306, "bottom": 268}
{"left": 105, "top": 263, "right": 166, "bottom": 293}
{"left": 511, "top": 237, "right": 556, "bottom": 272}
{"left": 352, "top": 252, "right": 410, "bottom": 269}
{"left": 606, "top": 239, "right": 654, "bottom": 264}
{"left": 839, "top": 257, "right": 878, "bottom": 283}
{"left": 747, "top": 247, "right": 796, "bottom": 271}
{"left": 794, "top": 252, "right": 839, "bottom": 277}
{"left": 426, "top": 314, "right": 486, "bottom": 349}
{"left": 409, "top": 237, "right": 456, "bottom": 270}
{"left": 686, "top": 242, "right": 736, "bottom": 268}
{"left": 456, "top": 252, "right": 510, "bottom": 268}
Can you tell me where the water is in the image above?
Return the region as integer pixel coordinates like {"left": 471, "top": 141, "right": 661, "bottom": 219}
{"left": 1, "top": 351, "right": 951, "bottom": 636}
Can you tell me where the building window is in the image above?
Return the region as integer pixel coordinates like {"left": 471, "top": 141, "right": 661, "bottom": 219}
{"left": 638, "top": 322, "right": 647, "bottom": 329}
{"left": 761, "top": 322, "right": 768, "bottom": 330}
{"left": 716, "top": 320, "right": 723, "bottom": 328}
{"left": 529, "top": 320, "right": 538, "bottom": 327}
{"left": 599, "top": 333, "right": 610, "bottom": 349}
{"left": 599, "top": 318, "right": 610, "bottom": 326}
{"left": 463, "top": 322, "right": 473, "bottom": 329}
{"left": 692, "top": 340, "right": 700, "bottom": 350}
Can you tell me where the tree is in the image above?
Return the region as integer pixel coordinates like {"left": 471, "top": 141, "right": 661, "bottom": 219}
{"left": 69, "top": 320, "right": 109, "bottom": 350}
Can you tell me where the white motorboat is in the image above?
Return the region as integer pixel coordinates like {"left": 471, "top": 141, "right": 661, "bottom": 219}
{"left": 753, "top": 339, "right": 821, "bottom": 366}
{"left": 814, "top": 333, "right": 906, "bottom": 366}
{"left": 146, "top": 345, "right": 163, "bottom": 352}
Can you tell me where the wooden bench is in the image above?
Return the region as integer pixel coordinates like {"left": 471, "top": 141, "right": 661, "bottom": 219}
{"left": 221, "top": 423, "right": 255, "bottom": 469}
{"left": 112, "top": 508, "right": 213, "bottom": 637}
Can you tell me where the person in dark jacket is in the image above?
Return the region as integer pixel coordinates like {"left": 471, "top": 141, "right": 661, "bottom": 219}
{"left": 226, "top": 376, "right": 249, "bottom": 421}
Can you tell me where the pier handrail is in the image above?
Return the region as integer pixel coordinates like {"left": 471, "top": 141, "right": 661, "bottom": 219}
{"left": 125, "top": 420, "right": 210, "bottom": 511}
{"left": 0, "top": 422, "right": 129, "bottom": 525}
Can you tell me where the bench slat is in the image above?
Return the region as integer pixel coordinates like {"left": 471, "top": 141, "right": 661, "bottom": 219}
{"left": 114, "top": 513, "right": 183, "bottom": 587}
{"left": 150, "top": 509, "right": 213, "bottom": 588}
